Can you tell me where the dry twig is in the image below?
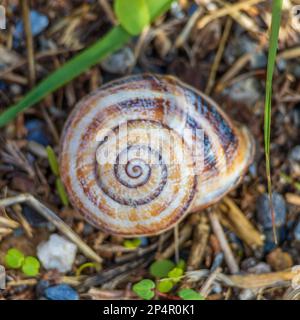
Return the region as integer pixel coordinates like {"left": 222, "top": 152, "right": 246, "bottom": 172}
{"left": 186, "top": 268, "right": 296, "bottom": 289}
{"left": 208, "top": 208, "right": 239, "bottom": 274}
{"left": 205, "top": 17, "right": 233, "bottom": 95}
{"left": 187, "top": 214, "right": 210, "bottom": 270}
{"left": 219, "top": 197, "right": 264, "bottom": 249}
{"left": 157, "top": 223, "right": 192, "bottom": 260}
{"left": 0, "top": 194, "right": 102, "bottom": 263}
{"left": 20, "top": 0, "right": 36, "bottom": 87}
{"left": 197, "top": 0, "right": 264, "bottom": 30}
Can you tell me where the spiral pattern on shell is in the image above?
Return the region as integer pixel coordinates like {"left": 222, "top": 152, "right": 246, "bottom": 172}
{"left": 60, "top": 74, "right": 254, "bottom": 236}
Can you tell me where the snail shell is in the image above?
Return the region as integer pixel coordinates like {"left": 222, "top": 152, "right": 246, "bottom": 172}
{"left": 60, "top": 74, "right": 254, "bottom": 236}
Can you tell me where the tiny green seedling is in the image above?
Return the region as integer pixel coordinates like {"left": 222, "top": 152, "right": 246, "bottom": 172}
{"left": 133, "top": 279, "right": 155, "bottom": 300}
{"left": 156, "top": 261, "right": 185, "bottom": 293}
{"left": 55, "top": 178, "right": 69, "bottom": 206}
{"left": 150, "top": 259, "right": 175, "bottom": 278}
{"left": 5, "top": 248, "right": 40, "bottom": 277}
{"left": 133, "top": 259, "right": 203, "bottom": 299}
{"left": 46, "top": 146, "right": 59, "bottom": 176}
{"left": 178, "top": 288, "right": 205, "bottom": 300}
{"left": 123, "top": 238, "right": 142, "bottom": 249}
{"left": 21, "top": 256, "right": 40, "bottom": 277}
{"left": 147, "top": 259, "right": 186, "bottom": 295}
{"left": 46, "top": 145, "right": 69, "bottom": 206}
{"left": 167, "top": 267, "right": 183, "bottom": 283}
{"left": 76, "top": 262, "right": 101, "bottom": 277}
{"left": 157, "top": 279, "right": 173, "bottom": 293}
{"left": 5, "top": 248, "right": 25, "bottom": 269}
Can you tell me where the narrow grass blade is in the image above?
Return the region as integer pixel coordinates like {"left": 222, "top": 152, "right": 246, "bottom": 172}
{"left": 0, "top": 0, "right": 175, "bottom": 127}
{"left": 264, "top": 0, "right": 283, "bottom": 243}
{"left": 0, "top": 27, "right": 130, "bottom": 127}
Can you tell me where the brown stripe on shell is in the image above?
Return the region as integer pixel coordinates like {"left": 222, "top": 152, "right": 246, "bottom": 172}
{"left": 96, "top": 145, "right": 168, "bottom": 206}
{"left": 59, "top": 74, "right": 254, "bottom": 237}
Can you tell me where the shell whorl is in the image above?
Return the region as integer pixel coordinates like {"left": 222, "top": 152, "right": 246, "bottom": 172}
{"left": 60, "top": 74, "right": 254, "bottom": 236}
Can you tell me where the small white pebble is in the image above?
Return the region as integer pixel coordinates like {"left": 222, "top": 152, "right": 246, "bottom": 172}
{"left": 37, "top": 234, "right": 77, "bottom": 273}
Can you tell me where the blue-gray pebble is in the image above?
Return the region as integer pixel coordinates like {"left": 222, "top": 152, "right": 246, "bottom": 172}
{"left": 23, "top": 204, "right": 48, "bottom": 227}
{"left": 14, "top": 10, "right": 49, "bottom": 39}
{"left": 294, "top": 221, "right": 300, "bottom": 241}
{"left": 45, "top": 284, "right": 79, "bottom": 300}
{"left": 256, "top": 192, "right": 287, "bottom": 229}
{"left": 263, "top": 226, "right": 286, "bottom": 254}
{"left": 25, "top": 119, "right": 50, "bottom": 146}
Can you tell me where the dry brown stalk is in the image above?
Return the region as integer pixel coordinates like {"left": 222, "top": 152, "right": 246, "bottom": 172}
{"left": 208, "top": 208, "right": 239, "bottom": 274}
{"left": 158, "top": 223, "right": 192, "bottom": 260}
{"left": 21, "top": 0, "right": 36, "bottom": 87}
{"left": 219, "top": 197, "right": 264, "bottom": 249}
{"left": 197, "top": 0, "right": 265, "bottom": 30}
{"left": 186, "top": 269, "right": 295, "bottom": 289}
{"left": 187, "top": 214, "right": 210, "bottom": 270}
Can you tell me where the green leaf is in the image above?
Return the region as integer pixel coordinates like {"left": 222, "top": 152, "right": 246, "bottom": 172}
{"left": 21, "top": 256, "right": 40, "bottom": 276}
{"left": 0, "top": 1, "right": 173, "bottom": 127}
{"left": 178, "top": 288, "right": 205, "bottom": 300}
{"left": 55, "top": 178, "right": 69, "bottom": 206}
{"left": 146, "top": 0, "right": 175, "bottom": 19}
{"left": 168, "top": 267, "right": 183, "bottom": 283}
{"left": 157, "top": 279, "right": 174, "bottom": 293}
{"left": 46, "top": 146, "right": 59, "bottom": 176}
{"left": 150, "top": 259, "right": 175, "bottom": 278}
{"left": 264, "top": 0, "right": 283, "bottom": 242}
{"left": 114, "top": 0, "right": 150, "bottom": 36}
{"left": 133, "top": 279, "right": 155, "bottom": 300}
{"left": 5, "top": 248, "right": 25, "bottom": 269}
{"left": 123, "top": 238, "right": 142, "bottom": 249}
{"left": 0, "top": 27, "right": 130, "bottom": 128}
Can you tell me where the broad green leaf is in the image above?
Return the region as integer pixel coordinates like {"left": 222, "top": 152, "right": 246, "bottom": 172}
{"left": 55, "top": 177, "right": 69, "bottom": 206}
{"left": 114, "top": 0, "right": 150, "bottom": 35}
{"left": 0, "top": 27, "right": 130, "bottom": 128}
{"left": 146, "top": 0, "right": 175, "bottom": 19}
{"left": 133, "top": 279, "right": 155, "bottom": 300}
{"left": 5, "top": 248, "right": 25, "bottom": 269}
{"left": 0, "top": 1, "right": 173, "bottom": 127}
{"left": 178, "top": 288, "right": 205, "bottom": 300}
{"left": 21, "top": 256, "right": 40, "bottom": 276}
{"left": 157, "top": 279, "right": 174, "bottom": 293}
{"left": 150, "top": 259, "right": 175, "bottom": 278}
{"left": 264, "top": 0, "right": 283, "bottom": 242}
{"left": 46, "top": 146, "right": 59, "bottom": 176}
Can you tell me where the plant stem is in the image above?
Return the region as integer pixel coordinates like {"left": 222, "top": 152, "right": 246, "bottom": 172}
{"left": 264, "top": 0, "right": 283, "bottom": 243}
{"left": 0, "top": 27, "right": 130, "bottom": 127}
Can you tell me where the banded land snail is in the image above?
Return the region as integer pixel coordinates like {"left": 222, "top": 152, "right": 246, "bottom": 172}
{"left": 60, "top": 74, "right": 254, "bottom": 237}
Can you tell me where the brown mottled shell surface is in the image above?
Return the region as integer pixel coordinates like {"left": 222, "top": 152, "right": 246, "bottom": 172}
{"left": 60, "top": 74, "right": 254, "bottom": 236}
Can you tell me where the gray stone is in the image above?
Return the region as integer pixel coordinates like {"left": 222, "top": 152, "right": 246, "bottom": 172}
{"left": 256, "top": 192, "right": 287, "bottom": 229}
{"left": 226, "top": 78, "right": 262, "bottom": 107}
{"left": 294, "top": 221, "right": 300, "bottom": 241}
{"left": 101, "top": 47, "right": 135, "bottom": 74}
